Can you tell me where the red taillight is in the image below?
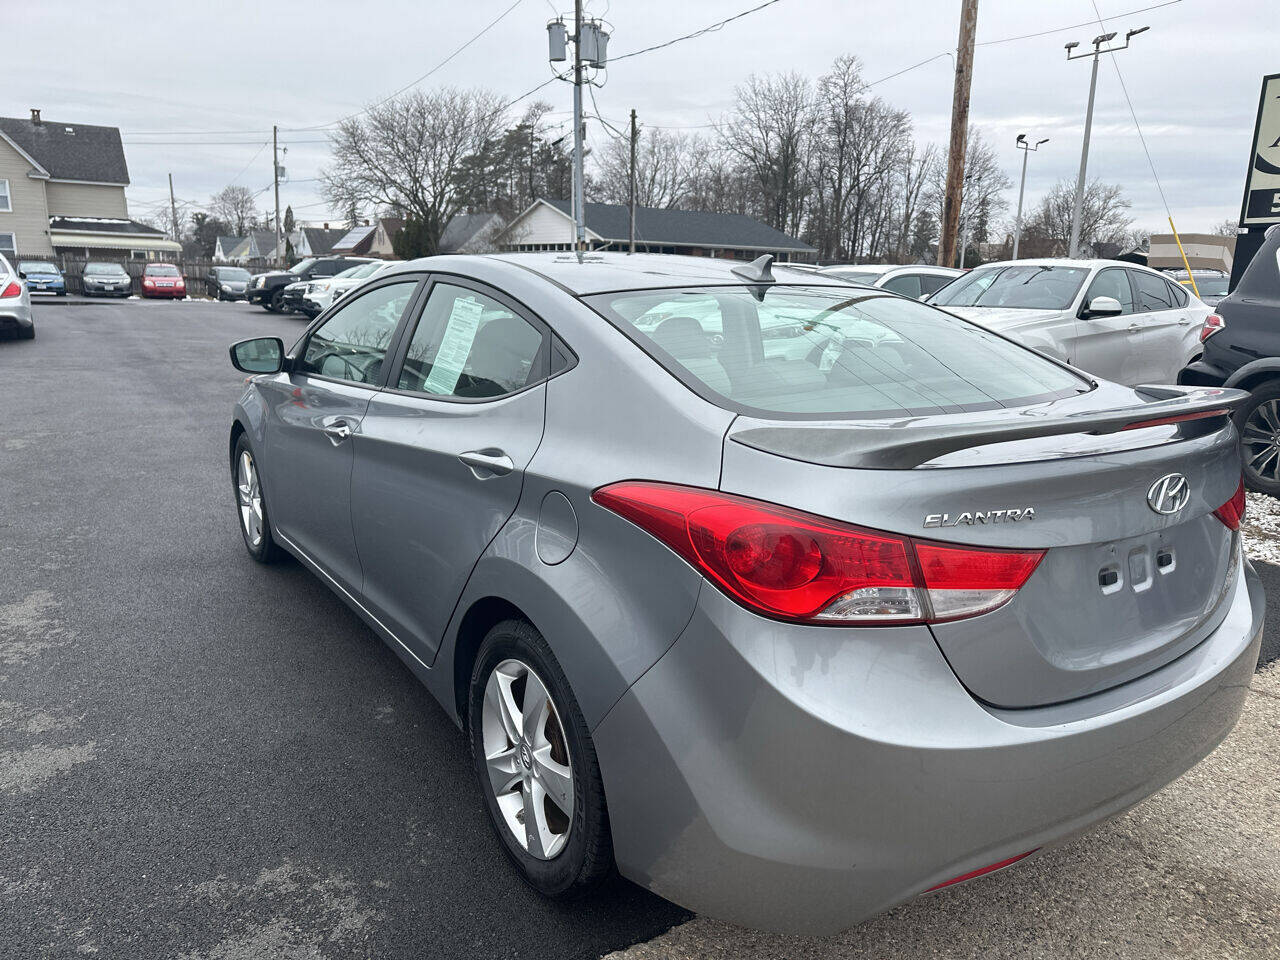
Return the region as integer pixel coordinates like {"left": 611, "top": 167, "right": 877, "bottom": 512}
{"left": 927, "top": 849, "right": 1039, "bottom": 892}
{"left": 592, "top": 482, "right": 1044, "bottom": 625}
{"left": 0, "top": 281, "right": 21, "bottom": 298}
{"left": 1121, "top": 408, "right": 1230, "bottom": 431}
{"left": 1200, "top": 313, "right": 1224, "bottom": 343}
{"left": 1214, "top": 477, "right": 1246, "bottom": 531}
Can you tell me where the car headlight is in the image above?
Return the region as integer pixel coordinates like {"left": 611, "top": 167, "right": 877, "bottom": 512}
{"left": 221, "top": 284, "right": 231, "bottom": 292}
{"left": 315, "top": 282, "right": 331, "bottom": 292}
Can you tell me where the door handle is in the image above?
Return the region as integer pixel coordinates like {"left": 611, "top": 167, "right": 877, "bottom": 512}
{"left": 1178, "top": 317, "right": 1191, "bottom": 326}
{"left": 322, "top": 417, "right": 355, "bottom": 444}
{"left": 1127, "top": 323, "right": 1141, "bottom": 332}
{"left": 459, "top": 449, "right": 514, "bottom": 478}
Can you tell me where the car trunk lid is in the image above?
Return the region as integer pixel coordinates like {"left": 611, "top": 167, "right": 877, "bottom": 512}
{"left": 719, "top": 384, "right": 1245, "bottom": 708}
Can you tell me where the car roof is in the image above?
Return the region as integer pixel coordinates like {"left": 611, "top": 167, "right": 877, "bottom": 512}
{"left": 387, "top": 252, "right": 854, "bottom": 296}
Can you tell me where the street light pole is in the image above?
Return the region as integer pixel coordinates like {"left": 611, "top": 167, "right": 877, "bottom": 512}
{"left": 1065, "top": 26, "right": 1148, "bottom": 258}
{"left": 1012, "top": 134, "right": 1049, "bottom": 260}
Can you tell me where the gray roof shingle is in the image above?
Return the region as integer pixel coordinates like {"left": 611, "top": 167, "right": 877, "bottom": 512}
{"left": 544, "top": 199, "right": 813, "bottom": 252}
{"left": 0, "top": 116, "right": 129, "bottom": 184}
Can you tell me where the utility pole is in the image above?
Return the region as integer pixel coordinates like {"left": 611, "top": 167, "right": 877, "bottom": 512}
{"left": 938, "top": 0, "right": 978, "bottom": 270}
{"left": 168, "top": 172, "right": 179, "bottom": 246}
{"left": 571, "top": 0, "right": 587, "bottom": 254}
{"left": 272, "top": 124, "right": 283, "bottom": 268}
{"left": 1065, "top": 26, "right": 1148, "bottom": 258}
{"left": 1012, "top": 134, "right": 1049, "bottom": 259}
{"left": 629, "top": 108, "right": 638, "bottom": 255}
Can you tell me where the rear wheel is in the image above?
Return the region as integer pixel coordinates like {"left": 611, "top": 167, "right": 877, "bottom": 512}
{"left": 1236, "top": 380, "right": 1280, "bottom": 496}
{"left": 232, "top": 435, "right": 280, "bottom": 562}
{"left": 468, "top": 619, "right": 613, "bottom": 898}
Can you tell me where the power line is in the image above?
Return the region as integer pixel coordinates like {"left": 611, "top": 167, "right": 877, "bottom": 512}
{"left": 296, "top": 0, "right": 530, "bottom": 131}
{"left": 978, "top": 0, "right": 1181, "bottom": 46}
{"left": 608, "top": 0, "right": 785, "bottom": 63}
{"left": 1088, "top": 0, "right": 1172, "bottom": 215}
{"left": 865, "top": 52, "right": 954, "bottom": 88}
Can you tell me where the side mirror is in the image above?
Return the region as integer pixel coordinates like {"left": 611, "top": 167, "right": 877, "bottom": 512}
{"left": 17, "top": 271, "right": 25, "bottom": 279}
{"left": 1082, "top": 295, "right": 1123, "bottom": 318}
{"left": 230, "top": 337, "right": 285, "bottom": 374}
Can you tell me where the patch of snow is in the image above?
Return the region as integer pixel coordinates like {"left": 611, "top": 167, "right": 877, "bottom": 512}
{"left": 1242, "top": 491, "right": 1280, "bottom": 565}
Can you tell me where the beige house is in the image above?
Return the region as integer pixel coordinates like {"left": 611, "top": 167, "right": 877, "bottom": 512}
{"left": 0, "top": 109, "right": 179, "bottom": 261}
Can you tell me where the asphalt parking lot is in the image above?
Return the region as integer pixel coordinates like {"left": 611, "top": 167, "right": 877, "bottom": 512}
{"left": 1, "top": 298, "right": 1278, "bottom": 959}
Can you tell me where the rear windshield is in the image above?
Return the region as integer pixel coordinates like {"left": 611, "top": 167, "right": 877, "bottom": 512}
{"left": 821, "top": 268, "right": 885, "bottom": 285}
{"left": 930, "top": 264, "right": 1088, "bottom": 310}
{"left": 144, "top": 264, "right": 180, "bottom": 276}
{"left": 586, "top": 286, "right": 1088, "bottom": 418}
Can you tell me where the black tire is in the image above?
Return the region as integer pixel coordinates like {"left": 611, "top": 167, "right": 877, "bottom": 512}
{"left": 1235, "top": 379, "right": 1280, "bottom": 496}
{"left": 265, "top": 289, "right": 284, "bottom": 313}
{"left": 16, "top": 324, "right": 34, "bottom": 340}
{"left": 231, "top": 433, "right": 281, "bottom": 563}
{"left": 56, "top": 289, "right": 66, "bottom": 297}
{"left": 468, "top": 619, "right": 613, "bottom": 899}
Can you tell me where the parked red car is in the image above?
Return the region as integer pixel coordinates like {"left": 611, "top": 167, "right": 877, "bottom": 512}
{"left": 140, "top": 263, "right": 186, "bottom": 299}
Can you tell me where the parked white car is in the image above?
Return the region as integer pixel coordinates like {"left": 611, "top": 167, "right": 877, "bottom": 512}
{"left": 302, "top": 260, "right": 394, "bottom": 316}
{"left": 820, "top": 263, "right": 963, "bottom": 300}
{"left": 928, "top": 259, "right": 1212, "bottom": 386}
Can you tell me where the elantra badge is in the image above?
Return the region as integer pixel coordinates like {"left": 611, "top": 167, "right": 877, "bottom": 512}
{"left": 924, "top": 508, "right": 1035, "bottom": 528}
{"left": 1147, "top": 473, "right": 1190, "bottom": 516}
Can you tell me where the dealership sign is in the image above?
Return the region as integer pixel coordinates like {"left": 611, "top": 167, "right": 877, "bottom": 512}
{"left": 1241, "top": 73, "right": 1280, "bottom": 227}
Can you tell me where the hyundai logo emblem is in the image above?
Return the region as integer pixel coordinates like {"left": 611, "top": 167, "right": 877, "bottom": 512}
{"left": 1147, "top": 473, "right": 1191, "bottom": 516}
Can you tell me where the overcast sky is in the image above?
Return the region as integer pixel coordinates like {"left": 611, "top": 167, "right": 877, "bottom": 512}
{"left": 9, "top": 0, "right": 1273, "bottom": 235}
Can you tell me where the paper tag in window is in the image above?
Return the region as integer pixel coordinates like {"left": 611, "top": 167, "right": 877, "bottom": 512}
{"left": 424, "top": 296, "right": 484, "bottom": 394}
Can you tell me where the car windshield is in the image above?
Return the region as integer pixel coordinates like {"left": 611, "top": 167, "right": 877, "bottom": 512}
{"left": 1188, "top": 278, "right": 1229, "bottom": 297}
{"left": 220, "top": 268, "right": 251, "bottom": 281}
{"left": 347, "top": 261, "right": 385, "bottom": 279}
{"left": 21, "top": 262, "right": 58, "bottom": 274}
{"left": 930, "top": 264, "right": 1089, "bottom": 310}
{"left": 145, "top": 264, "right": 180, "bottom": 276}
{"left": 85, "top": 263, "right": 125, "bottom": 275}
{"left": 587, "top": 286, "right": 1088, "bottom": 418}
{"left": 290, "top": 258, "right": 318, "bottom": 274}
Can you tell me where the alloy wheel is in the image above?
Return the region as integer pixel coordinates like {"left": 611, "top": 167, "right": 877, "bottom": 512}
{"left": 481, "top": 658, "right": 575, "bottom": 860}
{"left": 236, "top": 450, "right": 264, "bottom": 547}
{"left": 1242, "top": 400, "right": 1280, "bottom": 483}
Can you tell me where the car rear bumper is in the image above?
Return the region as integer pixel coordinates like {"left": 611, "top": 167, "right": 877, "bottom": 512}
{"left": 0, "top": 306, "right": 34, "bottom": 331}
{"left": 1178, "top": 359, "right": 1229, "bottom": 387}
{"left": 594, "top": 554, "right": 1264, "bottom": 935}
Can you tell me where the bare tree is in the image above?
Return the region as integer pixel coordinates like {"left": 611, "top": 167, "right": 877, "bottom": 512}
{"left": 591, "top": 127, "right": 697, "bottom": 208}
{"left": 928, "top": 127, "right": 1011, "bottom": 265}
{"left": 720, "top": 72, "right": 815, "bottom": 234}
{"left": 210, "top": 185, "right": 259, "bottom": 236}
{"left": 323, "top": 87, "right": 506, "bottom": 256}
{"left": 1023, "top": 176, "right": 1134, "bottom": 255}
{"left": 1212, "top": 218, "right": 1239, "bottom": 237}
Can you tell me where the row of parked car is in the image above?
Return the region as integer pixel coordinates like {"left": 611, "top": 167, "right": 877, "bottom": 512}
{"left": 16, "top": 259, "right": 190, "bottom": 298}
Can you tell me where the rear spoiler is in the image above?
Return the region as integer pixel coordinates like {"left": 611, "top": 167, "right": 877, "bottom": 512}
{"left": 729, "top": 385, "right": 1247, "bottom": 470}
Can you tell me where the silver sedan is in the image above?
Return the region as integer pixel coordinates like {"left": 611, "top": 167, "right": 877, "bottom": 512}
{"left": 226, "top": 252, "right": 1263, "bottom": 934}
{"left": 0, "top": 254, "right": 34, "bottom": 339}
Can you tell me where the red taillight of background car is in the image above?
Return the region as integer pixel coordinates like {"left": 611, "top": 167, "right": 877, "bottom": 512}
{"left": 1214, "top": 477, "right": 1246, "bottom": 531}
{"left": 1200, "top": 314, "right": 1224, "bottom": 342}
{"left": 0, "top": 281, "right": 21, "bottom": 298}
{"left": 592, "top": 481, "right": 1045, "bottom": 625}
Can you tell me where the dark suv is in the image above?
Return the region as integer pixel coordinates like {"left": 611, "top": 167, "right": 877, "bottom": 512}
{"left": 247, "top": 256, "right": 372, "bottom": 313}
{"left": 1180, "top": 223, "right": 1280, "bottom": 493}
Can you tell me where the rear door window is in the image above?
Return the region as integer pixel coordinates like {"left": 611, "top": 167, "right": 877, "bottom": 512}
{"left": 587, "top": 286, "right": 1089, "bottom": 418}
{"left": 1131, "top": 270, "right": 1175, "bottom": 311}
{"left": 395, "top": 282, "right": 546, "bottom": 399}
{"left": 917, "top": 274, "right": 953, "bottom": 296}
{"left": 880, "top": 273, "right": 924, "bottom": 298}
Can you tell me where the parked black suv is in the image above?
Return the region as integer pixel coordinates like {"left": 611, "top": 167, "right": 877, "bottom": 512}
{"left": 247, "top": 256, "right": 372, "bottom": 312}
{"left": 1180, "top": 223, "right": 1280, "bottom": 493}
